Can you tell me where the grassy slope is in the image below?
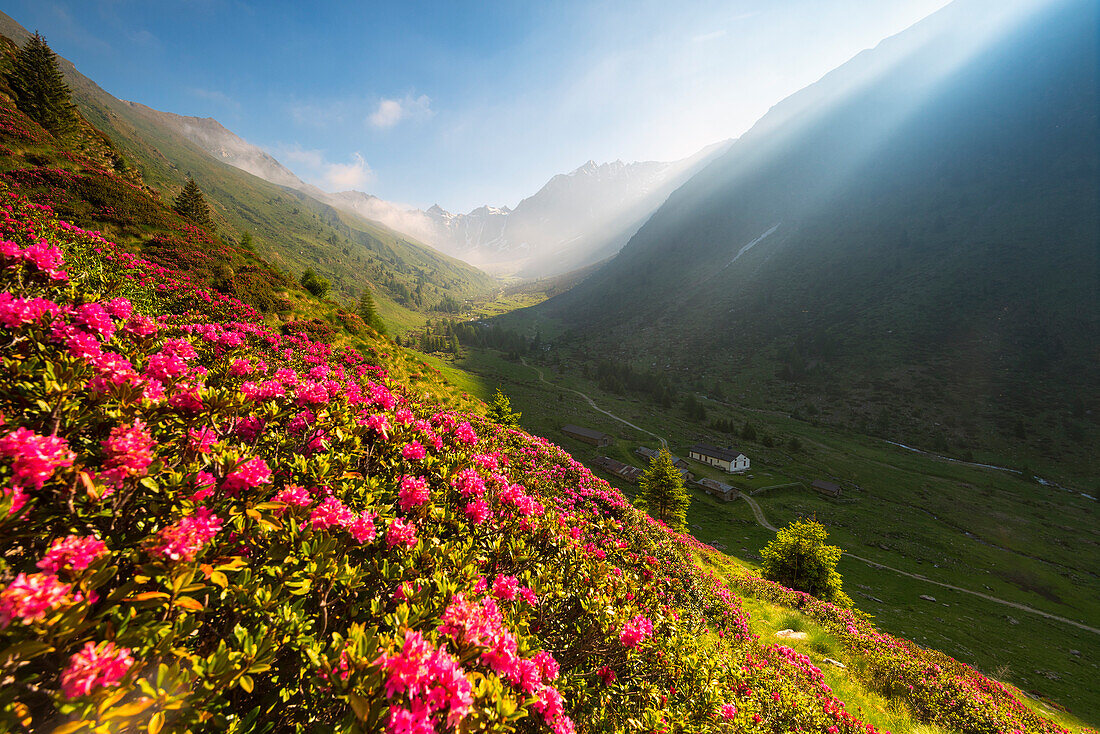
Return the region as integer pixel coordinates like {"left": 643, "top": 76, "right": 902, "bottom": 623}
{"left": 694, "top": 551, "right": 1096, "bottom": 734}
{"left": 0, "top": 68, "right": 482, "bottom": 420}
{"left": 434, "top": 346, "right": 1099, "bottom": 723}
{"left": 0, "top": 13, "right": 495, "bottom": 335}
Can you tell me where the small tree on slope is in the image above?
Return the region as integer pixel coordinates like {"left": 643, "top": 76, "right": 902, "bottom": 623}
{"left": 636, "top": 447, "right": 690, "bottom": 531}
{"left": 6, "top": 32, "right": 80, "bottom": 137}
{"left": 357, "top": 285, "right": 386, "bottom": 334}
{"left": 486, "top": 388, "right": 521, "bottom": 428}
{"left": 760, "top": 518, "right": 852, "bottom": 607}
{"left": 173, "top": 177, "right": 216, "bottom": 231}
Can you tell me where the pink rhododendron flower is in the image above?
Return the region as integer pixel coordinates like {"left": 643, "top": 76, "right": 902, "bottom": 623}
{"left": 221, "top": 457, "right": 271, "bottom": 496}
{"left": 387, "top": 517, "right": 418, "bottom": 550}
{"left": 103, "top": 297, "right": 132, "bottom": 320}
{"left": 189, "top": 471, "right": 216, "bottom": 502}
{"left": 387, "top": 702, "right": 434, "bottom": 734}
{"left": 398, "top": 475, "right": 430, "bottom": 512}
{"left": 229, "top": 358, "right": 253, "bottom": 377}
{"left": 463, "top": 499, "right": 490, "bottom": 525}
{"left": 532, "top": 651, "right": 559, "bottom": 682}
{"left": 451, "top": 468, "right": 485, "bottom": 498}
{"left": 232, "top": 416, "right": 266, "bottom": 442}
{"left": 439, "top": 594, "right": 520, "bottom": 678}
{"left": 598, "top": 665, "right": 617, "bottom": 685}
{"left": 123, "top": 314, "right": 158, "bottom": 337}
{"left": 492, "top": 575, "right": 519, "bottom": 601}
{"left": 150, "top": 507, "right": 223, "bottom": 562}
{"left": 287, "top": 409, "right": 316, "bottom": 435}
{"left": 453, "top": 421, "right": 477, "bottom": 445}
{"left": 37, "top": 535, "right": 108, "bottom": 575}
{"left": 73, "top": 302, "right": 115, "bottom": 341}
{"left": 20, "top": 241, "right": 65, "bottom": 274}
{"left": 375, "top": 630, "right": 473, "bottom": 730}
{"left": 59, "top": 641, "right": 134, "bottom": 699}
{"left": 720, "top": 704, "right": 737, "bottom": 720}
{"left": 0, "top": 572, "right": 74, "bottom": 627}
{"left": 2, "top": 485, "right": 28, "bottom": 516}
{"left": 310, "top": 496, "right": 355, "bottom": 530}
{"left": 401, "top": 441, "right": 426, "bottom": 461}
{"left": 188, "top": 426, "right": 217, "bottom": 453}
{"left": 619, "top": 615, "right": 653, "bottom": 649}
{"left": 273, "top": 485, "right": 312, "bottom": 510}
{"left": 363, "top": 413, "right": 390, "bottom": 439}
{"left": 65, "top": 330, "right": 102, "bottom": 360}
{"left": 394, "top": 408, "right": 414, "bottom": 425}
{"left": 519, "top": 587, "right": 539, "bottom": 606}
{"left": 347, "top": 512, "right": 377, "bottom": 544}
{"left": 102, "top": 420, "right": 156, "bottom": 480}
{"left": 0, "top": 292, "right": 57, "bottom": 328}
{"left": 368, "top": 381, "right": 396, "bottom": 410}
{"left": 0, "top": 427, "right": 74, "bottom": 489}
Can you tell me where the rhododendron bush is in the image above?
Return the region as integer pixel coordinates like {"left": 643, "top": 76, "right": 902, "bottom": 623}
{"left": 0, "top": 188, "right": 1072, "bottom": 734}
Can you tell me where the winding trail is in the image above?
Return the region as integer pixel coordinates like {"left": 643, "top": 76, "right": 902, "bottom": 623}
{"left": 521, "top": 358, "right": 667, "bottom": 448}
{"left": 521, "top": 357, "right": 1100, "bottom": 636}
{"left": 740, "top": 493, "right": 778, "bottom": 531}
{"left": 742, "top": 494, "right": 1100, "bottom": 636}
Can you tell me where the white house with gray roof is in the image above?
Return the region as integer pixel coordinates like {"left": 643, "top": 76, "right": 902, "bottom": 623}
{"left": 688, "top": 444, "right": 750, "bottom": 473}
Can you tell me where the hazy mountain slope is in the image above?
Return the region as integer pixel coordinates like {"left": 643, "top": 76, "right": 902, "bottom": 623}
{"left": 143, "top": 99, "right": 728, "bottom": 278}
{"left": 535, "top": 0, "right": 1099, "bottom": 465}
{"left": 0, "top": 11, "right": 493, "bottom": 330}
{"left": 421, "top": 145, "right": 729, "bottom": 277}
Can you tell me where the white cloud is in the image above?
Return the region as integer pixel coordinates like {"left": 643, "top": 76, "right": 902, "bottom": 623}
{"left": 368, "top": 94, "right": 433, "bottom": 129}
{"left": 272, "top": 146, "right": 374, "bottom": 192}
{"left": 279, "top": 145, "right": 326, "bottom": 170}
{"left": 322, "top": 152, "right": 373, "bottom": 190}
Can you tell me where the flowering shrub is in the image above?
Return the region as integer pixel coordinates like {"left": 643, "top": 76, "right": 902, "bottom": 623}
{"left": 0, "top": 186, "right": 1077, "bottom": 734}
{"left": 731, "top": 574, "right": 1076, "bottom": 734}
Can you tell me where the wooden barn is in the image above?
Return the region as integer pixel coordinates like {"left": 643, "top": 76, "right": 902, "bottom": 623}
{"left": 592, "top": 456, "right": 644, "bottom": 483}
{"left": 695, "top": 477, "right": 739, "bottom": 502}
{"left": 635, "top": 446, "right": 692, "bottom": 471}
{"left": 812, "top": 479, "right": 842, "bottom": 498}
{"left": 562, "top": 424, "right": 613, "bottom": 447}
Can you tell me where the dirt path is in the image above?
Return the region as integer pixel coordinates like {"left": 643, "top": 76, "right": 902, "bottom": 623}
{"left": 521, "top": 358, "right": 668, "bottom": 448}
{"left": 740, "top": 493, "right": 1100, "bottom": 636}
{"left": 521, "top": 358, "right": 1100, "bottom": 636}
{"left": 740, "top": 493, "right": 778, "bottom": 531}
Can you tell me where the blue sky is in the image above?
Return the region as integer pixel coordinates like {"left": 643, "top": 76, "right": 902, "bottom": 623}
{"left": 5, "top": 0, "right": 952, "bottom": 212}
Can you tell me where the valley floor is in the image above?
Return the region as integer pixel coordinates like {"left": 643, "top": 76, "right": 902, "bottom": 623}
{"left": 415, "top": 346, "right": 1100, "bottom": 723}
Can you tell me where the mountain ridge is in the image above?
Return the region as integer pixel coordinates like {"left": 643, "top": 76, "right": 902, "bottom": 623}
{"left": 136, "top": 98, "right": 729, "bottom": 277}
{"left": 529, "top": 0, "right": 1098, "bottom": 468}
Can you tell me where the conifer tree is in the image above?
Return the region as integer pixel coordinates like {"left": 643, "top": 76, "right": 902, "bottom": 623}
{"left": 173, "top": 177, "right": 216, "bottom": 231}
{"left": 6, "top": 32, "right": 80, "bottom": 137}
{"left": 486, "top": 388, "right": 521, "bottom": 428}
{"left": 636, "top": 447, "right": 690, "bottom": 530}
{"left": 357, "top": 286, "right": 386, "bottom": 334}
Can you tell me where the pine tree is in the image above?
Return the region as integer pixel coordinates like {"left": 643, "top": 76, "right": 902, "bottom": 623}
{"left": 173, "top": 178, "right": 215, "bottom": 231}
{"left": 486, "top": 388, "right": 520, "bottom": 428}
{"left": 6, "top": 32, "right": 80, "bottom": 137}
{"left": 636, "top": 447, "right": 690, "bottom": 531}
{"left": 357, "top": 286, "right": 386, "bottom": 334}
